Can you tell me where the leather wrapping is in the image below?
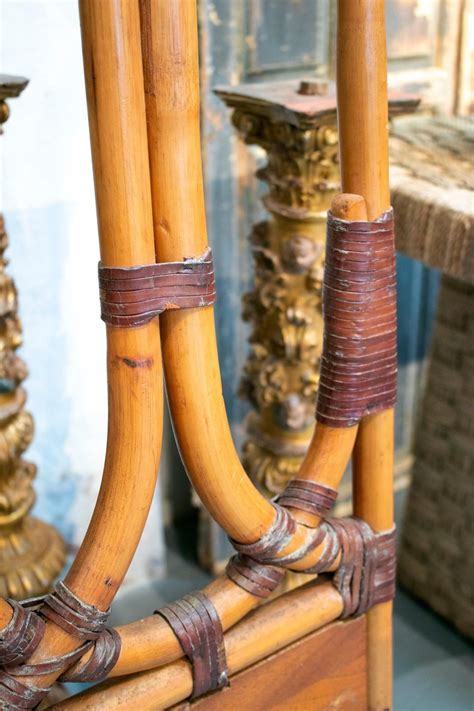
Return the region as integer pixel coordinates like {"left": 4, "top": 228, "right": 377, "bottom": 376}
{"left": 99, "top": 247, "right": 216, "bottom": 327}
{"left": 226, "top": 555, "right": 284, "bottom": 599}
{"left": 156, "top": 592, "right": 228, "bottom": 699}
{"left": 0, "top": 600, "right": 44, "bottom": 667}
{"left": 277, "top": 480, "right": 338, "bottom": 517}
{"left": 327, "top": 518, "right": 396, "bottom": 617}
{"left": 316, "top": 209, "right": 397, "bottom": 427}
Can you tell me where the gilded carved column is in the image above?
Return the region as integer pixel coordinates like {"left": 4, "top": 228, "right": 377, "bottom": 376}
{"left": 217, "top": 80, "right": 339, "bottom": 497}
{"left": 0, "top": 75, "right": 66, "bottom": 598}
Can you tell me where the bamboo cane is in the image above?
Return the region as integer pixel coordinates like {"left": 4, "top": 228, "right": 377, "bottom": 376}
{"left": 336, "top": 2, "right": 394, "bottom": 709}
{"left": 0, "top": 1, "right": 348, "bottom": 692}
{"left": 49, "top": 580, "right": 344, "bottom": 710}
{"left": 140, "top": 0, "right": 358, "bottom": 549}
{"left": 12, "top": 0, "right": 163, "bottom": 692}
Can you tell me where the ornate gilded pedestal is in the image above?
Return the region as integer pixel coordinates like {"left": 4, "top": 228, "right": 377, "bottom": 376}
{"left": 0, "top": 75, "right": 66, "bottom": 598}
{"left": 217, "top": 80, "right": 417, "bottom": 502}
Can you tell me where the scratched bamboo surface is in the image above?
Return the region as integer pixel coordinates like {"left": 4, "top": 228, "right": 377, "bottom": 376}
{"left": 337, "top": 2, "right": 394, "bottom": 709}
{"left": 11, "top": 0, "right": 164, "bottom": 693}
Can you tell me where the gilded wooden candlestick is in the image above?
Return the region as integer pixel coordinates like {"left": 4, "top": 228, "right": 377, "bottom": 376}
{"left": 0, "top": 75, "right": 66, "bottom": 599}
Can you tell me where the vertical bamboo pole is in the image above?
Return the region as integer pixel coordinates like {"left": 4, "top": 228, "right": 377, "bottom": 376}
{"left": 336, "top": 2, "right": 394, "bottom": 710}
{"left": 139, "top": 0, "right": 357, "bottom": 550}
{"left": 15, "top": 0, "right": 163, "bottom": 693}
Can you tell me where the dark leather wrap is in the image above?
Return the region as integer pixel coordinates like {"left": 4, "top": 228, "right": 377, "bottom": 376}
{"left": 0, "top": 600, "right": 44, "bottom": 667}
{"left": 60, "top": 627, "right": 122, "bottom": 683}
{"left": 327, "top": 518, "right": 396, "bottom": 617}
{"left": 156, "top": 592, "right": 228, "bottom": 699}
{"left": 229, "top": 504, "right": 334, "bottom": 573}
{"left": 99, "top": 247, "right": 216, "bottom": 327}
{"left": 277, "top": 479, "right": 338, "bottom": 518}
{"left": 316, "top": 209, "right": 397, "bottom": 427}
{"left": 226, "top": 555, "right": 285, "bottom": 598}
{"left": 0, "top": 582, "right": 117, "bottom": 707}
{"left": 0, "top": 674, "right": 46, "bottom": 710}
{"left": 39, "top": 581, "right": 110, "bottom": 641}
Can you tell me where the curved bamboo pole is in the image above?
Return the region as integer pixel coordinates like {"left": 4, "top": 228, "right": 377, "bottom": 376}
{"left": 140, "top": 0, "right": 358, "bottom": 549}
{"left": 336, "top": 2, "right": 394, "bottom": 709}
{"left": 49, "top": 581, "right": 344, "bottom": 710}
{"left": 13, "top": 0, "right": 163, "bottom": 692}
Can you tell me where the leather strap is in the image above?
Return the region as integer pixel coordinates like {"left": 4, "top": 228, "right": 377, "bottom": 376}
{"left": 277, "top": 480, "right": 337, "bottom": 518}
{"left": 226, "top": 555, "right": 284, "bottom": 598}
{"left": 316, "top": 209, "right": 397, "bottom": 427}
{"left": 0, "top": 600, "right": 44, "bottom": 667}
{"left": 40, "top": 581, "right": 110, "bottom": 641}
{"left": 0, "top": 582, "right": 114, "bottom": 707}
{"left": 229, "top": 504, "right": 333, "bottom": 572}
{"left": 156, "top": 592, "right": 228, "bottom": 699}
{"left": 327, "top": 518, "right": 396, "bottom": 617}
{"left": 60, "top": 627, "right": 122, "bottom": 683}
{"left": 99, "top": 248, "right": 216, "bottom": 327}
{"left": 0, "top": 673, "right": 47, "bottom": 709}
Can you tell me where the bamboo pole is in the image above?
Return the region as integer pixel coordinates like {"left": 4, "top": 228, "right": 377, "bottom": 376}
{"left": 140, "top": 0, "right": 358, "bottom": 548}
{"left": 14, "top": 0, "right": 163, "bottom": 693}
{"left": 49, "top": 581, "right": 344, "bottom": 710}
{"left": 336, "top": 2, "right": 394, "bottom": 709}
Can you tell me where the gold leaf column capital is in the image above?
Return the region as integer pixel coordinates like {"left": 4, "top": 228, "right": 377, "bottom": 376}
{"left": 0, "top": 74, "right": 66, "bottom": 599}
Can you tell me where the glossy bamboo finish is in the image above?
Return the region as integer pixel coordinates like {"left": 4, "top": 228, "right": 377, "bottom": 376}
{"left": 50, "top": 581, "right": 344, "bottom": 710}
{"left": 337, "top": 2, "right": 394, "bottom": 709}
{"left": 140, "top": 0, "right": 355, "bottom": 549}
{"left": 67, "top": 576, "right": 258, "bottom": 679}
{"left": 0, "top": 599, "right": 12, "bottom": 627}
{"left": 17, "top": 0, "right": 163, "bottom": 692}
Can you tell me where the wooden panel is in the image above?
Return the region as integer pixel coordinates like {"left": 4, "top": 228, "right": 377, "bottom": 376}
{"left": 179, "top": 617, "right": 367, "bottom": 711}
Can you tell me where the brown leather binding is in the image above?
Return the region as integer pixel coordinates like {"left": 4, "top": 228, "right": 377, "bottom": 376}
{"left": 0, "top": 673, "right": 46, "bottom": 709}
{"left": 0, "top": 581, "right": 114, "bottom": 704}
{"left": 230, "top": 504, "right": 332, "bottom": 571}
{"left": 60, "top": 627, "right": 122, "bottom": 683}
{"left": 327, "top": 518, "right": 396, "bottom": 617}
{"left": 156, "top": 592, "right": 228, "bottom": 699}
{"left": 277, "top": 480, "right": 338, "bottom": 517}
{"left": 0, "top": 600, "right": 44, "bottom": 667}
{"left": 40, "top": 581, "right": 110, "bottom": 641}
{"left": 99, "top": 248, "right": 216, "bottom": 327}
{"left": 316, "top": 210, "right": 397, "bottom": 427}
{"left": 225, "top": 555, "right": 285, "bottom": 599}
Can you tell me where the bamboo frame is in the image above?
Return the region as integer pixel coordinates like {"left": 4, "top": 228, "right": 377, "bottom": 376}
{"left": 50, "top": 580, "right": 344, "bottom": 710}
{"left": 7, "top": 0, "right": 164, "bottom": 694}
{"left": 336, "top": 3, "right": 394, "bottom": 708}
{"left": 140, "top": 0, "right": 357, "bottom": 562}
{"left": 0, "top": 1, "right": 397, "bottom": 708}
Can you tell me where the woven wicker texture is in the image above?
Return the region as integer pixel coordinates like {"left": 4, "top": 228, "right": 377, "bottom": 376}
{"left": 398, "top": 275, "right": 474, "bottom": 639}
{"left": 390, "top": 115, "right": 474, "bottom": 284}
